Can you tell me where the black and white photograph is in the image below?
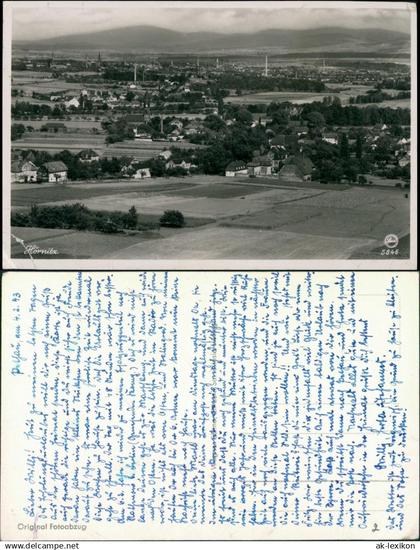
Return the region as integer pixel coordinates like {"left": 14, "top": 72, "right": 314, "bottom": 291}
{"left": 3, "top": 0, "right": 417, "bottom": 268}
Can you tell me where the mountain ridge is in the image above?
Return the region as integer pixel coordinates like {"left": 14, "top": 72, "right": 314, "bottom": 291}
{"left": 14, "top": 25, "right": 410, "bottom": 54}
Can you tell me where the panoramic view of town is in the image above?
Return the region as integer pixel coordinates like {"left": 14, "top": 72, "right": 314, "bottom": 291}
{"left": 8, "top": 2, "right": 413, "bottom": 261}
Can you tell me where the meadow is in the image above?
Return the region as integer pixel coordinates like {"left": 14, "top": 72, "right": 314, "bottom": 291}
{"left": 11, "top": 176, "right": 410, "bottom": 260}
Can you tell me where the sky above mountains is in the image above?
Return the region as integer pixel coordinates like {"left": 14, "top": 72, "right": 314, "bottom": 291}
{"left": 11, "top": 1, "right": 411, "bottom": 41}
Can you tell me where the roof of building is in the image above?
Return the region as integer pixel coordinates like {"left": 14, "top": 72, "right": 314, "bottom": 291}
{"left": 77, "top": 148, "right": 99, "bottom": 159}
{"left": 248, "top": 156, "right": 272, "bottom": 167}
{"left": 290, "top": 126, "right": 309, "bottom": 134}
{"left": 271, "top": 134, "right": 286, "bottom": 146}
{"left": 226, "top": 161, "right": 247, "bottom": 171}
{"left": 11, "top": 160, "right": 38, "bottom": 173}
{"left": 42, "top": 161, "right": 68, "bottom": 173}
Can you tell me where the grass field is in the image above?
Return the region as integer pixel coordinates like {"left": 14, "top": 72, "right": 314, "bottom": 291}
{"left": 12, "top": 131, "right": 206, "bottom": 159}
{"left": 12, "top": 119, "right": 104, "bottom": 130}
{"left": 353, "top": 98, "right": 411, "bottom": 109}
{"left": 225, "top": 85, "right": 373, "bottom": 106}
{"left": 10, "top": 176, "right": 410, "bottom": 260}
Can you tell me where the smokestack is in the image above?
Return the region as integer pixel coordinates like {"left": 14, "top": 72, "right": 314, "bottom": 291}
{"left": 216, "top": 58, "right": 219, "bottom": 69}
{"left": 265, "top": 55, "right": 268, "bottom": 77}
{"left": 134, "top": 63, "right": 137, "bottom": 83}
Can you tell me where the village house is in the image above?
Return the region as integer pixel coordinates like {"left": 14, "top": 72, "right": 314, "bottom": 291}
{"left": 159, "top": 150, "right": 172, "bottom": 161}
{"left": 183, "top": 120, "right": 204, "bottom": 136}
{"left": 270, "top": 134, "right": 286, "bottom": 148}
{"left": 165, "top": 159, "right": 196, "bottom": 171}
{"left": 266, "top": 149, "right": 286, "bottom": 170}
{"left": 398, "top": 157, "right": 410, "bottom": 168}
{"left": 133, "top": 128, "right": 152, "bottom": 140}
{"left": 288, "top": 120, "right": 309, "bottom": 137}
{"left": 279, "top": 154, "right": 314, "bottom": 182}
{"left": 225, "top": 161, "right": 248, "bottom": 177}
{"left": 133, "top": 167, "right": 151, "bottom": 179}
{"left": 77, "top": 149, "right": 100, "bottom": 163}
{"left": 41, "top": 122, "right": 68, "bottom": 133}
{"left": 397, "top": 137, "right": 410, "bottom": 153}
{"left": 169, "top": 128, "right": 184, "bottom": 141}
{"left": 247, "top": 156, "right": 273, "bottom": 177}
{"left": 125, "top": 114, "right": 147, "bottom": 128}
{"left": 38, "top": 161, "right": 68, "bottom": 183}
{"left": 65, "top": 97, "right": 80, "bottom": 110}
{"left": 50, "top": 93, "right": 64, "bottom": 102}
{"left": 11, "top": 160, "right": 39, "bottom": 183}
{"left": 170, "top": 119, "right": 184, "bottom": 130}
{"left": 322, "top": 132, "right": 339, "bottom": 145}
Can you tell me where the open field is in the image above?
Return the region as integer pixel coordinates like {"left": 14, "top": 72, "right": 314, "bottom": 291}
{"left": 225, "top": 84, "right": 373, "bottom": 105}
{"left": 11, "top": 176, "right": 410, "bottom": 259}
{"left": 352, "top": 98, "right": 411, "bottom": 109}
{"left": 12, "top": 119, "right": 104, "bottom": 130}
{"left": 12, "top": 131, "right": 204, "bottom": 159}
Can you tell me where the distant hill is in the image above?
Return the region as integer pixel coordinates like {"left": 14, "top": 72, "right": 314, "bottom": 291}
{"left": 14, "top": 25, "right": 410, "bottom": 54}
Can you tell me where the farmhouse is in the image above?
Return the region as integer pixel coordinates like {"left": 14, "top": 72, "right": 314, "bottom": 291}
{"left": 183, "top": 121, "right": 204, "bottom": 136}
{"left": 38, "top": 161, "right": 68, "bottom": 183}
{"left": 77, "top": 149, "right": 100, "bottom": 163}
{"left": 247, "top": 157, "right": 272, "bottom": 177}
{"left": 270, "top": 134, "right": 286, "bottom": 147}
{"left": 41, "top": 122, "right": 68, "bottom": 133}
{"left": 322, "top": 132, "right": 339, "bottom": 145}
{"left": 65, "top": 97, "right": 80, "bottom": 109}
{"left": 11, "top": 160, "right": 38, "bottom": 183}
{"left": 166, "top": 160, "right": 196, "bottom": 171}
{"left": 133, "top": 128, "right": 153, "bottom": 140}
{"left": 225, "top": 161, "right": 248, "bottom": 177}
{"left": 159, "top": 150, "right": 172, "bottom": 161}
{"left": 133, "top": 167, "right": 151, "bottom": 179}
{"left": 125, "top": 114, "right": 146, "bottom": 127}
{"left": 279, "top": 154, "right": 314, "bottom": 182}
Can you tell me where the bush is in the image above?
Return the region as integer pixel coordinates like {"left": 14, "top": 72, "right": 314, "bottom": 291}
{"left": 160, "top": 210, "right": 185, "bottom": 228}
{"left": 11, "top": 211, "right": 31, "bottom": 227}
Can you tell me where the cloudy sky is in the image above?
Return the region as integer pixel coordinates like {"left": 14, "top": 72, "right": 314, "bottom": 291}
{"left": 10, "top": 1, "right": 411, "bottom": 41}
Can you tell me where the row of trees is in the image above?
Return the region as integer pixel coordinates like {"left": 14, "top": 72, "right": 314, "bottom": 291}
{"left": 299, "top": 100, "right": 410, "bottom": 126}
{"left": 349, "top": 90, "right": 410, "bottom": 104}
{"left": 216, "top": 74, "right": 326, "bottom": 93}
{"left": 11, "top": 203, "right": 186, "bottom": 232}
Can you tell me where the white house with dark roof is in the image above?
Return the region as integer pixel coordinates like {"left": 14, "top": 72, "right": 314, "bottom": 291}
{"left": 247, "top": 156, "right": 273, "bottom": 177}
{"left": 225, "top": 161, "right": 248, "bottom": 177}
{"left": 11, "top": 160, "right": 38, "bottom": 183}
{"left": 38, "top": 161, "right": 68, "bottom": 183}
{"left": 77, "top": 149, "right": 100, "bottom": 163}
